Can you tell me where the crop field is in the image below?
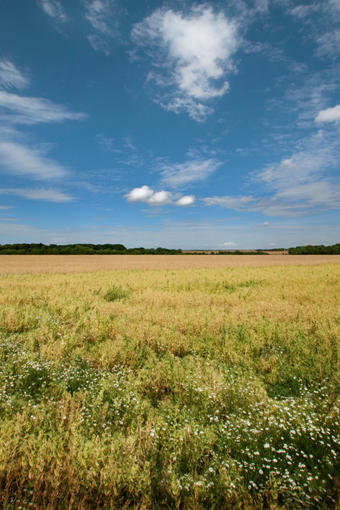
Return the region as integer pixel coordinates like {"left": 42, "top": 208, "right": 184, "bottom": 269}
{"left": 0, "top": 261, "right": 339, "bottom": 509}
{"left": 1, "top": 254, "right": 340, "bottom": 274}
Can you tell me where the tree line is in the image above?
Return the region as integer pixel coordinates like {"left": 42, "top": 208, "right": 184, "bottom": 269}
{"left": 288, "top": 243, "right": 340, "bottom": 255}
{"left": 0, "top": 243, "right": 182, "bottom": 255}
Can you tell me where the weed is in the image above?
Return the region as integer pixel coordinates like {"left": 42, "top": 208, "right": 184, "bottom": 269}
{"left": 103, "top": 285, "right": 131, "bottom": 302}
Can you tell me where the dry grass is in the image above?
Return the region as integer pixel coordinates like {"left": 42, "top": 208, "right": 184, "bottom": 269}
{"left": 0, "top": 254, "right": 340, "bottom": 274}
{"left": 0, "top": 263, "right": 339, "bottom": 509}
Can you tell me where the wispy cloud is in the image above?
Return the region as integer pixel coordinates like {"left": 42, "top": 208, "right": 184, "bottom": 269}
{"left": 0, "top": 142, "right": 69, "bottom": 180}
{"left": 155, "top": 97, "right": 213, "bottom": 123}
{"left": 316, "top": 29, "right": 340, "bottom": 58}
{"left": 289, "top": 1, "right": 340, "bottom": 58}
{"left": 131, "top": 6, "right": 241, "bottom": 121}
{"left": 161, "top": 158, "right": 221, "bottom": 187}
{"left": 0, "top": 205, "right": 13, "bottom": 210}
{"left": 0, "top": 90, "right": 87, "bottom": 125}
{"left": 84, "top": 0, "right": 118, "bottom": 54}
{"left": 252, "top": 135, "right": 340, "bottom": 214}
{"left": 283, "top": 71, "right": 338, "bottom": 128}
{"left": 87, "top": 35, "right": 111, "bottom": 56}
{"left": 0, "top": 188, "right": 73, "bottom": 202}
{"left": 125, "top": 185, "right": 195, "bottom": 207}
{"left": 96, "top": 134, "right": 120, "bottom": 152}
{"left": 0, "top": 60, "right": 30, "bottom": 90}
{"left": 37, "top": 0, "right": 68, "bottom": 22}
{"left": 256, "top": 146, "right": 336, "bottom": 188}
{"left": 85, "top": 0, "right": 116, "bottom": 35}
{"left": 204, "top": 133, "right": 340, "bottom": 217}
{"left": 218, "top": 241, "right": 238, "bottom": 246}
{"left": 203, "top": 195, "right": 254, "bottom": 210}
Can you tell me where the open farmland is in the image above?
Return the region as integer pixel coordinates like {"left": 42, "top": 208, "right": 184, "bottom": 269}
{"left": 0, "top": 262, "right": 339, "bottom": 509}
{"left": 1, "top": 254, "right": 340, "bottom": 273}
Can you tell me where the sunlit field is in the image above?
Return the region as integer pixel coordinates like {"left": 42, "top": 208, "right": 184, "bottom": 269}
{"left": 1, "top": 254, "right": 340, "bottom": 273}
{"left": 0, "top": 262, "right": 339, "bottom": 509}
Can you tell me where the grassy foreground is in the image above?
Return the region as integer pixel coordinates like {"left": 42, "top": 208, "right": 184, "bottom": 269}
{"left": 0, "top": 264, "right": 339, "bottom": 509}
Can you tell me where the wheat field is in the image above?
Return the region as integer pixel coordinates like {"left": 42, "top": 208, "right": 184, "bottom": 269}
{"left": 0, "top": 260, "right": 339, "bottom": 509}
{"left": 0, "top": 254, "right": 340, "bottom": 274}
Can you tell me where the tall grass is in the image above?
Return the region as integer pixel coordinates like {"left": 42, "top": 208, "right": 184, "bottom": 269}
{"left": 0, "top": 265, "right": 339, "bottom": 509}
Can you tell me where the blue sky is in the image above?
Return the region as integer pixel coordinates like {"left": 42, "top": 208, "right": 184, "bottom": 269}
{"left": 0, "top": 0, "right": 339, "bottom": 249}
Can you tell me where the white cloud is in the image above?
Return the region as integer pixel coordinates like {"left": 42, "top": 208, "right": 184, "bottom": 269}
{"left": 0, "top": 205, "right": 13, "bottom": 210}
{"left": 125, "top": 185, "right": 153, "bottom": 203}
{"left": 269, "top": 243, "right": 277, "bottom": 246}
{"left": 0, "top": 60, "right": 30, "bottom": 90}
{"left": 262, "top": 221, "right": 271, "bottom": 226}
{"left": 156, "top": 96, "right": 213, "bottom": 122}
{"left": 38, "top": 0, "right": 68, "bottom": 22}
{"left": 125, "top": 186, "right": 195, "bottom": 207}
{"left": 0, "top": 142, "right": 69, "bottom": 179}
{"left": 161, "top": 158, "right": 221, "bottom": 187}
{"left": 148, "top": 190, "right": 173, "bottom": 206}
{"left": 176, "top": 195, "right": 195, "bottom": 207}
{"left": 132, "top": 6, "right": 241, "bottom": 120}
{"left": 218, "top": 241, "right": 238, "bottom": 246}
{"left": 0, "top": 90, "right": 87, "bottom": 125}
{"left": 315, "top": 104, "right": 340, "bottom": 123}
{"left": 0, "top": 188, "right": 73, "bottom": 202}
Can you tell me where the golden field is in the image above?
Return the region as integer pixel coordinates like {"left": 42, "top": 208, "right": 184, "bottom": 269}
{"left": 0, "top": 254, "right": 340, "bottom": 273}
{"left": 0, "top": 261, "right": 339, "bottom": 509}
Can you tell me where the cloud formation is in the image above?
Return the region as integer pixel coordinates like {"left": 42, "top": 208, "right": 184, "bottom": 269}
{"left": 85, "top": 0, "right": 115, "bottom": 35}
{"left": 203, "top": 195, "right": 254, "bottom": 209}
{"left": 0, "top": 90, "right": 86, "bottom": 125}
{"left": 176, "top": 195, "right": 195, "bottom": 207}
{"left": 0, "top": 142, "right": 69, "bottom": 180}
{"left": 84, "top": 0, "right": 118, "bottom": 54}
{"left": 37, "top": 0, "right": 68, "bottom": 22}
{"left": 315, "top": 104, "right": 340, "bottom": 123}
{"left": 0, "top": 60, "right": 30, "bottom": 90}
{"left": 0, "top": 188, "right": 73, "bottom": 202}
{"left": 161, "top": 158, "right": 221, "bottom": 187}
{"left": 87, "top": 35, "right": 111, "bottom": 56}
{"left": 204, "top": 137, "right": 340, "bottom": 217}
{"left": 125, "top": 185, "right": 195, "bottom": 207}
{"left": 132, "top": 6, "right": 240, "bottom": 121}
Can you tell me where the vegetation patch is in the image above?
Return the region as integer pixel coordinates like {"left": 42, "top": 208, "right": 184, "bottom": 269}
{"left": 103, "top": 285, "right": 131, "bottom": 302}
{"left": 0, "top": 265, "right": 339, "bottom": 509}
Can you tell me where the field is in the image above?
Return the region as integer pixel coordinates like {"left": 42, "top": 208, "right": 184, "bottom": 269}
{"left": 1, "top": 254, "right": 340, "bottom": 273}
{"left": 0, "top": 257, "right": 339, "bottom": 509}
